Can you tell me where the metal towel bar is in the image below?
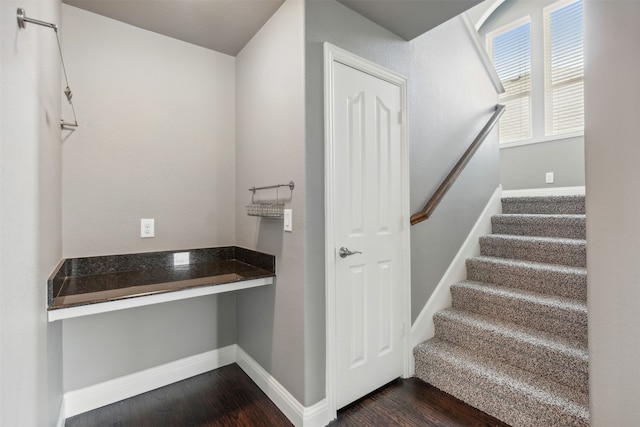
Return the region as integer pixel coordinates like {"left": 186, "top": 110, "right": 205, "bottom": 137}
{"left": 17, "top": 7, "right": 79, "bottom": 129}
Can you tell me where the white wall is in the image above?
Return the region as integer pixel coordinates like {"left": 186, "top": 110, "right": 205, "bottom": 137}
{"left": 0, "top": 0, "right": 63, "bottom": 425}
{"left": 235, "top": 0, "right": 308, "bottom": 405}
{"left": 60, "top": 5, "right": 238, "bottom": 392}
{"left": 584, "top": 1, "right": 640, "bottom": 424}
{"left": 480, "top": 0, "right": 586, "bottom": 190}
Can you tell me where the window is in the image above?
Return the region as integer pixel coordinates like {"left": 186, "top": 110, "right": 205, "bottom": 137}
{"left": 488, "top": 19, "right": 532, "bottom": 143}
{"left": 485, "top": 0, "right": 584, "bottom": 145}
{"left": 544, "top": 0, "right": 584, "bottom": 135}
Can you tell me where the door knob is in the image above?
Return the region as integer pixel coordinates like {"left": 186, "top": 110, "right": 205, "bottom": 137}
{"left": 339, "top": 247, "right": 362, "bottom": 258}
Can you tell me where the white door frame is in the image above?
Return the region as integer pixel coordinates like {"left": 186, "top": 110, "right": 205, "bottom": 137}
{"left": 323, "top": 42, "right": 411, "bottom": 420}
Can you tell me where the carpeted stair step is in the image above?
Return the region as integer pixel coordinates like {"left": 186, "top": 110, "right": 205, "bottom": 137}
{"left": 492, "top": 214, "right": 586, "bottom": 239}
{"left": 451, "top": 281, "right": 587, "bottom": 342}
{"left": 502, "top": 195, "right": 585, "bottom": 215}
{"left": 414, "top": 338, "right": 589, "bottom": 427}
{"left": 480, "top": 234, "right": 586, "bottom": 267}
{"left": 466, "top": 256, "right": 587, "bottom": 301}
{"left": 434, "top": 308, "right": 588, "bottom": 393}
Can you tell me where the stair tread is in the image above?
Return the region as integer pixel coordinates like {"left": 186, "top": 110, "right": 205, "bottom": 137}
{"left": 493, "top": 213, "right": 586, "bottom": 219}
{"left": 437, "top": 307, "right": 588, "bottom": 359}
{"left": 454, "top": 280, "right": 587, "bottom": 313}
{"left": 482, "top": 234, "right": 586, "bottom": 245}
{"left": 480, "top": 234, "right": 586, "bottom": 267}
{"left": 501, "top": 195, "right": 585, "bottom": 215}
{"left": 502, "top": 195, "right": 585, "bottom": 203}
{"left": 452, "top": 281, "right": 587, "bottom": 342}
{"left": 415, "top": 338, "right": 589, "bottom": 421}
{"left": 466, "top": 256, "right": 587, "bottom": 301}
{"left": 468, "top": 255, "right": 587, "bottom": 275}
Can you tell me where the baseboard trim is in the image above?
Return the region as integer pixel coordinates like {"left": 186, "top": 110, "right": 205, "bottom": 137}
{"left": 502, "top": 186, "right": 585, "bottom": 197}
{"left": 62, "top": 344, "right": 329, "bottom": 427}
{"left": 410, "top": 185, "right": 503, "bottom": 373}
{"left": 56, "top": 400, "right": 66, "bottom": 427}
{"left": 235, "top": 346, "right": 330, "bottom": 427}
{"left": 63, "top": 344, "right": 237, "bottom": 418}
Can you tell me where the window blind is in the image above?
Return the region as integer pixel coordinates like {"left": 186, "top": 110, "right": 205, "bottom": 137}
{"left": 489, "top": 20, "right": 532, "bottom": 143}
{"left": 544, "top": 0, "right": 584, "bottom": 135}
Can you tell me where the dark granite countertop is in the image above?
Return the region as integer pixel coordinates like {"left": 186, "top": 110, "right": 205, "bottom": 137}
{"left": 48, "top": 247, "right": 275, "bottom": 311}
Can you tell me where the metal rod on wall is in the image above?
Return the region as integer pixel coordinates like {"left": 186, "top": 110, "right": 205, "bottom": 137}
{"left": 17, "top": 7, "right": 79, "bottom": 129}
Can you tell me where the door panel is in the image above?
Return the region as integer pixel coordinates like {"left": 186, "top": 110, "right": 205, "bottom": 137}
{"left": 332, "top": 61, "right": 404, "bottom": 409}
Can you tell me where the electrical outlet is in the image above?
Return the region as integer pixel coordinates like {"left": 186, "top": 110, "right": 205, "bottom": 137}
{"left": 545, "top": 172, "right": 554, "bottom": 184}
{"left": 140, "top": 218, "right": 154, "bottom": 238}
{"left": 284, "top": 209, "right": 293, "bottom": 232}
{"left": 174, "top": 252, "right": 190, "bottom": 266}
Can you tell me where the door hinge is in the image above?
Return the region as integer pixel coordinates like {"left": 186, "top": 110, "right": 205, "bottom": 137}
{"left": 398, "top": 110, "right": 404, "bottom": 125}
{"left": 401, "top": 321, "right": 406, "bottom": 337}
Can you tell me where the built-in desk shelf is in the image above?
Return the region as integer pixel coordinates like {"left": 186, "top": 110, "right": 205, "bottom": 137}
{"left": 47, "top": 247, "right": 275, "bottom": 322}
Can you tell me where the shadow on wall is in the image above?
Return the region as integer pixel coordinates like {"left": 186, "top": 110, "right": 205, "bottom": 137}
{"left": 257, "top": 218, "right": 285, "bottom": 257}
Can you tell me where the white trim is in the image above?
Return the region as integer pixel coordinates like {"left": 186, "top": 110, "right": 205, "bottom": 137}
{"left": 63, "top": 345, "right": 237, "bottom": 418}
{"left": 323, "top": 42, "right": 411, "bottom": 420}
{"left": 499, "top": 130, "right": 583, "bottom": 149}
{"left": 236, "top": 346, "right": 330, "bottom": 427}
{"left": 48, "top": 277, "right": 273, "bottom": 322}
{"left": 472, "top": 0, "right": 507, "bottom": 30}
{"left": 409, "top": 186, "right": 503, "bottom": 373}
{"left": 56, "top": 400, "right": 66, "bottom": 427}
{"left": 461, "top": 13, "right": 505, "bottom": 95}
{"left": 502, "top": 186, "right": 585, "bottom": 198}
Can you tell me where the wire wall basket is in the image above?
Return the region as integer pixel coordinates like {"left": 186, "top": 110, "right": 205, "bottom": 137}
{"left": 246, "top": 202, "right": 285, "bottom": 218}
{"left": 246, "top": 181, "right": 294, "bottom": 219}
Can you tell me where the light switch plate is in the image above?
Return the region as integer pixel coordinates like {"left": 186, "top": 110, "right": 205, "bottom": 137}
{"left": 284, "top": 209, "right": 293, "bottom": 232}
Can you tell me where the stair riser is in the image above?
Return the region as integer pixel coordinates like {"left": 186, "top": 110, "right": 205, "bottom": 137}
{"left": 491, "top": 216, "right": 586, "bottom": 240}
{"left": 480, "top": 236, "right": 586, "bottom": 267}
{"left": 434, "top": 314, "right": 588, "bottom": 394}
{"left": 414, "top": 345, "right": 589, "bottom": 427}
{"left": 451, "top": 285, "right": 587, "bottom": 342}
{"left": 466, "top": 258, "right": 587, "bottom": 301}
{"left": 502, "top": 196, "right": 585, "bottom": 215}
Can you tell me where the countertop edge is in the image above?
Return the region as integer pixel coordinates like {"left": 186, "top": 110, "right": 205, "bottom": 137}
{"left": 48, "top": 276, "right": 274, "bottom": 322}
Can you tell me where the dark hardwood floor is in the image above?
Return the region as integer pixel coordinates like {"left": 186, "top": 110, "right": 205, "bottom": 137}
{"left": 65, "top": 364, "right": 510, "bottom": 426}
{"left": 329, "top": 378, "right": 510, "bottom": 427}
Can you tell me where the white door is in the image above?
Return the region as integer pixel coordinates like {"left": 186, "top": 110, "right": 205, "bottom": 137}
{"left": 331, "top": 60, "right": 406, "bottom": 409}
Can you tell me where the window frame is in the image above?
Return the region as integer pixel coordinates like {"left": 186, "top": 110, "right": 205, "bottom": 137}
{"left": 484, "top": 0, "right": 584, "bottom": 147}
{"left": 543, "top": 0, "right": 584, "bottom": 137}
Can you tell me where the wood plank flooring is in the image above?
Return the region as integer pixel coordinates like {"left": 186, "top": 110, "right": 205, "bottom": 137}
{"left": 65, "top": 363, "right": 511, "bottom": 426}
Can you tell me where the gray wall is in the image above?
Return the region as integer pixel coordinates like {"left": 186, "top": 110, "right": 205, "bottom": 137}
{"left": 306, "top": 1, "right": 500, "bottom": 328}
{"left": 62, "top": 5, "right": 236, "bottom": 257}
{"left": 584, "top": 1, "right": 640, "bottom": 424}
{"left": 63, "top": 295, "right": 236, "bottom": 391}
{"left": 0, "top": 0, "right": 64, "bottom": 424}
{"left": 500, "top": 136, "right": 585, "bottom": 190}
{"left": 480, "top": 0, "right": 586, "bottom": 190}
{"left": 60, "top": 5, "right": 238, "bottom": 392}
{"left": 235, "top": 0, "right": 308, "bottom": 405}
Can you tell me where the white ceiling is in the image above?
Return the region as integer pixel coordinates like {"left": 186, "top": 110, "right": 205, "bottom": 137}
{"left": 62, "top": 0, "right": 483, "bottom": 56}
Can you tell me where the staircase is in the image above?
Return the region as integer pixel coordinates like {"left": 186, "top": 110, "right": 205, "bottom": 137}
{"left": 414, "top": 195, "right": 588, "bottom": 427}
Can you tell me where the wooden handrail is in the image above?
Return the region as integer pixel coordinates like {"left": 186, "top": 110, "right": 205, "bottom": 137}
{"left": 410, "top": 104, "right": 505, "bottom": 226}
